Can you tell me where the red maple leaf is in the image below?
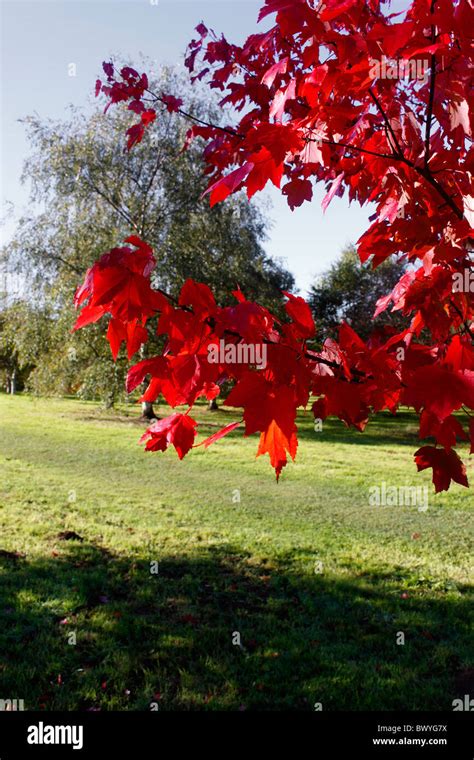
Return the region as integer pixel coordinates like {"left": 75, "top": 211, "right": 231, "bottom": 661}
{"left": 414, "top": 446, "right": 469, "bottom": 493}
{"left": 141, "top": 413, "right": 198, "bottom": 459}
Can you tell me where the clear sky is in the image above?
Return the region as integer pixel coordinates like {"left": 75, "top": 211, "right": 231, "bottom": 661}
{"left": 0, "top": 0, "right": 376, "bottom": 294}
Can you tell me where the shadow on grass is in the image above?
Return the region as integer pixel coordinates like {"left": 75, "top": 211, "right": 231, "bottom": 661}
{"left": 296, "top": 410, "right": 422, "bottom": 447}
{"left": 192, "top": 408, "right": 422, "bottom": 448}
{"left": 73, "top": 403, "right": 426, "bottom": 451}
{"left": 0, "top": 541, "right": 472, "bottom": 711}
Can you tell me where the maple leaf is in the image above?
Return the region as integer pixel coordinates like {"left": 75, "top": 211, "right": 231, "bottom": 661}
{"left": 107, "top": 318, "right": 148, "bottom": 360}
{"left": 282, "top": 178, "right": 313, "bottom": 210}
{"left": 141, "top": 413, "right": 198, "bottom": 459}
{"left": 402, "top": 365, "right": 474, "bottom": 421}
{"left": 73, "top": 236, "right": 168, "bottom": 361}
{"left": 261, "top": 57, "right": 289, "bottom": 88}
{"left": 126, "top": 122, "right": 144, "bottom": 151}
{"left": 226, "top": 375, "right": 298, "bottom": 479}
{"left": 414, "top": 446, "right": 469, "bottom": 493}
{"left": 419, "top": 411, "right": 468, "bottom": 450}
{"left": 161, "top": 94, "right": 183, "bottom": 113}
{"left": 257, "top": 418, "right": 298, "bottom": 480}
{"left": 269, "top": 78, "right": 296, "bottom": 122}
{"left": 298, "top": 66, "right": 328, "bottom": 107}
{"left": 246, "top": 148, "right": 284, "bottom": 198}
{"left": 319, "top": 0, "right": 358, "bottom": 22}
{"left": 199, "top": 421, "right": 242, "bottom": 449}
{"left": 258, "top": 0, "right": 305, "bottom": 22}
{"left": 244, "top": 124, "right": 304, "bottom": 165}
{"left": 178, "top": 279, "right": 216, "bottom": 318}
{"left": 283, "top": 291, "right": 315, "bottom": 338}
{"left": 141, "top": 109, "right": 156, "bottom": 127}
{"left": 203, "top": 163, "right": 254, "bottom": 207}
{"left": 126, "top": 356, "right": 168, "bottom": 394}
{"left": 321, "top": 174, "right": 344, "bottom": 213}
{"left": 449, "top": 99, "right": 471, "bottom": 137}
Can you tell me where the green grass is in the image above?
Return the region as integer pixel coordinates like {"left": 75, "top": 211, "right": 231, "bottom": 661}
{"left": 0, "top": 393, "right": 472, "bottom": 711}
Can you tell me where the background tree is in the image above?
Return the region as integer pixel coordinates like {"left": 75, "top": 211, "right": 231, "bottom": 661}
{"left": 2, "top": 64, "right": 293, "bottom": 411}
{"left": 308, "top": 245, "right": 409, "bottom": 342}
{"left": 0, "top": 300, "right": 51, "bottom": 394}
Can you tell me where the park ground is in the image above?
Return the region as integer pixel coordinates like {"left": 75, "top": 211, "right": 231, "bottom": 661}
{"left": 0, "top": 394, "right": 472, "bottom": 711}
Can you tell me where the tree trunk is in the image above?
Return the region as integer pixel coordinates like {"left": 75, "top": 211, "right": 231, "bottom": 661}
{"left": 208, "top": 398, "right": 219, "bottom": 411}
{"left": 10, "top": 369, "right": 16, "bottom": 395}
{"left": 141, "top": 400, "right": 158, "bottom": 420}
{"left": 140, "top": 378, "right": 158, "bottom": 420}
{"left": 104, "top": 393, "right": 114, "bottom": 409}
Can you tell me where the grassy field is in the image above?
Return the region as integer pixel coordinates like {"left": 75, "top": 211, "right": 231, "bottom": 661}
{"left": 0, "top": 393, "right": 472, "bottom": 711}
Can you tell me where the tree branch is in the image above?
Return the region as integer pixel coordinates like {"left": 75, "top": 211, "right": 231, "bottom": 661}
{"left": 147, "top": 91, "right": 244, "bottom": 139}
{"left": 450, "top": 299, "right": 474, "bottom": 340}
{"left": 314, "top": 137, "right": 395, "bottom": 161}
{"left": 110, "top": 65, "right": 467, "bottom": 223}
{"left": 368, "top": 89, "right": 404, "bottom": 159}
{"left": 424, "top": 54, "right": 437, "bottom": 166}
{"left": 83, "top": 176, "right": 142, "bottom": 233}
{"left": 424, "top": 0, "right": 438, "bottom": 167}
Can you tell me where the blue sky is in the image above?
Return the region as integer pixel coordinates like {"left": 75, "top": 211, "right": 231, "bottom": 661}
{"left": 0, "top": 0, "right": 375, "bottom": 294}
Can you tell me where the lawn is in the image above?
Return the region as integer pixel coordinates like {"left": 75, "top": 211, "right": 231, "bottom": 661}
{"left": 0, "top": 394, "right": 472, "bottom": 711}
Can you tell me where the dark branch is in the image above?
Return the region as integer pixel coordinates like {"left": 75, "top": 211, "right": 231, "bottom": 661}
{"left": 424, "top": 0, "right": 438, "bottom": 167}
{"left": 368, "top": 89, "right": 404, "bottom": 159}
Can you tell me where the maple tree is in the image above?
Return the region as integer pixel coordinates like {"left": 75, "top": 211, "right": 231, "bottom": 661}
{"left": 74, "top": 0, "right": 474, "bottom": 491}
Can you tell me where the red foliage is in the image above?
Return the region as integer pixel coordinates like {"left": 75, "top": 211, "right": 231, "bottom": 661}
{"left": 75, "top": 0, "right": 474, "bottom": 491}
